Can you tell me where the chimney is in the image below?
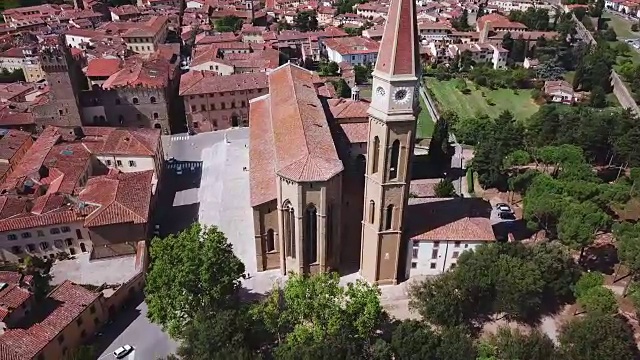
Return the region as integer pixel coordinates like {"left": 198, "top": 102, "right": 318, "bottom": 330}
{"left": 351, "top": 85, "right": 360, "bottom": 101}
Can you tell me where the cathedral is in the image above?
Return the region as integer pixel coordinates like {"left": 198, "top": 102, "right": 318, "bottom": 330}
{"left": 248, "top": 0, "right": 420, "bottom": 284}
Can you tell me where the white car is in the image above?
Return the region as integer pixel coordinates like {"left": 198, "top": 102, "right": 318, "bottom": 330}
{"left": 496, "top": 203, "right": 513, "bottom": 213}
{"left": 113, "top": 345, "right": 134, "bottom": 359}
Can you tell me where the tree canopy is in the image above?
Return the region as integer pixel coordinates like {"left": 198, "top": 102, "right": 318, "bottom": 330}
{"left": 145, "top": 223, "right": 245, "bottom": 338}
{"left": 559, "top": 314, "right": 639, "bottom": 360}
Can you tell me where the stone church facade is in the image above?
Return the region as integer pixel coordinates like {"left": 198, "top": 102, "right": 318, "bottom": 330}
{"left": 249, "top": 0, "right": 421, "bottom": 284}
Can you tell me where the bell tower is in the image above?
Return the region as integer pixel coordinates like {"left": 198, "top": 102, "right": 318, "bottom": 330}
{"left": 360, "top": 0, "right": 420, "bottom": 285}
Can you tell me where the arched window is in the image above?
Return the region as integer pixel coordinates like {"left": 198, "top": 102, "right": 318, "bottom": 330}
{"left": 372, "top": 136, "right": 380, "bottom": 173}
{"left": 150, "top": 96, "right": 156, "bottom": 104}
{"left": 132, "top": 97, "right": 139, "bottom": 105}
{"left": 266, "top": 229, "right": 275, "bottom": 252}
{"left": 369, "top": 200, "right": 375, "bottom": 224}
{"left": 389, "top": 140, "right": 400, "bottom": 179}
{"left": 153, "top": 112, "right": 159, "bottom": 119}
{"left": 93, "top": 115, "right": 98, "bottom": 123}
{"left": 283, "top": 201, "right": 295, "bottom": 259}
{"left": 305, "top": 205, "right": 317, "bottom": 264}
{"left": 154, "top": 123, "right": 162, "bottom": 129}
{"left": 385, "top": 204, "right": 394, "bottom": 230}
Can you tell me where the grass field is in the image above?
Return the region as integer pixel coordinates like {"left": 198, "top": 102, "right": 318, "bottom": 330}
{"left": 602, "top": 13, "right": 639, "bottom": 39}
{"left": 417, "top": 94, "right": 434, "bottom": 139}
{"left": 425, "top": 77, "right": 540, "bottom": 121}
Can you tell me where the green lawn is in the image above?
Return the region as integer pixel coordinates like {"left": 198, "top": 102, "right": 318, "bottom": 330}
{"left": 602, "top": 13, "right": 639, "bottom": 39}
{"left": 417, "top": 94, "right": 433, "bottom": 139}
{"left": 424, "top": 77, "right": 540, "bottom": 121}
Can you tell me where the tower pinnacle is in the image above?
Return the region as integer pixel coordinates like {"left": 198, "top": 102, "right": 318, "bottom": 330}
{"left": 374, "top": 0, "right": 421, "bottom": 79}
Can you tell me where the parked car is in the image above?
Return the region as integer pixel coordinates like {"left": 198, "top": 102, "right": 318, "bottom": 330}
{"left": 113, "top": 345, "right": 134, "bottom": 359}
{"left": 498, "top": 211, "right": 516, "bottom": 220}
{"left": 495, "top": 203, "right": 513, "bottom": 213}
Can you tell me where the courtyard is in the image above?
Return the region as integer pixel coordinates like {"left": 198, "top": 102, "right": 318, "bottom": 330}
{"left": 425, "top": 77, "right": 540, "bottom": 121}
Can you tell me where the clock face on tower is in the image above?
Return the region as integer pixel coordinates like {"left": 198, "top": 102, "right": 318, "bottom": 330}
{"left": 375, "top": 86, "right": 385, "bottom": 97}
{"left": 393, "top": 87, "right": 412, "bottom": 105}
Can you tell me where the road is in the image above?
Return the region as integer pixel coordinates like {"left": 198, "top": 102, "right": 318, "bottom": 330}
{"left": 96, "top": 298, "right": 178, "bottom": 360}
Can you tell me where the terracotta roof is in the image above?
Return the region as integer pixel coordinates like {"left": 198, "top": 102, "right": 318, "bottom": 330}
{"left": 339, "top": 122, "right": 369, "bottom": 143}
{"left": 0, "top": 130, "right": 31, "bottom": 162}
{"left": 0, "top": 284, "right": 32, "bottom": 320}
{"left": 79, "top": 170, "right": 154, "bottom": 227}
{"left": 477, "top": 13, "right": 527, "bottom": 31}
{"left": 0, "top": 281, "right": 99, "bottom": 360}
{"left": 323, "top": 36, "right": 379, "bottom": 55}
{"left": 249, "top": 95, "right": 277, "bottom": 206}
{"left": 179, "top": 71, "right": 268, "bottom": 95}
{"left": 102, "top": 58, "right": 170, "bottom": 89}
{"left": 122, "top": 16, "right": 168, "bottom": 37}
{"left": 79, "top": 127, "right": 160, "bottom": 156}
{"left": 327, "top": 98, "right": 370, "bottom": 120}
{"left": 85, "top": 58, "right": 122, "bottom": 78}
{"left": 267, "top": 63, "right": 343, "bottom": 182}
{"left": 375, "top": 0, "right": 420, "bottom": 77}
{"left": 407, "top": 198, "right": 496, "bottom": 241}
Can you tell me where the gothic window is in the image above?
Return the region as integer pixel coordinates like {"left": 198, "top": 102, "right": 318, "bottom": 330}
{"left": 150, "top": 96, "right": 156, "bottom": 104}
{"left": 369, "top": 200, "right": 375, "bottom": 224}
{"left": 385, "top": 204, "right": 394, "bottom": 230}
{"left": 153, "top": 112, "right": 159, "bottom": 119}
{"left": 132, "top": 97, "right": 139, "bottom": 105}
{"left": 266, "top": 229, "right": 275, "bottom": 252}
{"left": 372, "top": 136, "right": 380, "bottom": 173}
{"left": 305, "top": 205, "right": 318, "bottom": 264}
{"left": 389, "top": 140, "right": 400, "bottom": 179}
{"left": 283, "top": 201, "right": 295, "bottom": 259}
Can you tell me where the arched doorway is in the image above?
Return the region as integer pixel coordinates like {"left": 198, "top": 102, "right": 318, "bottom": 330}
{"left": 231, "top": 114, "right": 239, "bottom": 127}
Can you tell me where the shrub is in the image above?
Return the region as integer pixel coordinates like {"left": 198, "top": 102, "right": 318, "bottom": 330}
{"left": 486, "top": 98, "right": 496, "bottom": 106}
{"left": 460, "top": 88, "right": 471, "bottom": 95}
{"left": 434, "top": 179, "right": 456, "bottom": 197}
{"left": 632, "top": 23, "right": 639, "bottom": 32}
{"left": 466, "top": 167, "right": 475, "bottom": 195}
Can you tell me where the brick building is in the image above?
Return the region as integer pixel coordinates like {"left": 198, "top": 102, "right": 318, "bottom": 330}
{"left": 180, "top": 71, "right": 268, "bottom": 132}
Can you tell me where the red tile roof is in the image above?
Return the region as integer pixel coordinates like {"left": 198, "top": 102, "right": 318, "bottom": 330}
{"left": 266, "top": 64, "right": 343, "bottom": 182}
{"left": 79, "top": 170, "right": 154, "bottom": 227}
{"left": 0, "top": 281, "right": 99, "bottom": 360}
{"left": 85, "top": 58, "right": 122, "bottom": 78}
{"left": 249, "top": 95, "right": 277, "bottom": 206}
{"left": 375, "top": 0, "right": 421, "bottom": 76}
{"left": 339, "top": 122, "right": 369, "bottom": 143}
{"left": 0, "top": 284, "right": 32, "bottom": 320}
{"left": 323, "top": 36, "right": 379, "bottom": 55}
{"left": 477, "top": 13, "right": 527, "bottom": 31}
{"left": 179, "top": 71, "right": 268, "bottom": 95}
{"left": 327, "top": 98, "right": 369, "bottom": 120}
{"left": 407, "top": 198, "right": 496, "bottom": 241}
{"left": 102, "top": 58, "right": 170, "bottom": 89}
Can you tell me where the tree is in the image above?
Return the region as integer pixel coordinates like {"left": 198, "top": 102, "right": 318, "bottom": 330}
{"left": 145, "top": 223, "right": 246, "bottom": 338}
{"left": 559, "top": 314, "right": 639, "bottom": 360}
{"left": 573, "top": 271, "right": 604, "bottom": 299}
{"left": 427, "top": 112, "right": 451, "bottom": 169}
{"left": 214, "top": 16, "right": 244, "bottom": 32}
{"left": 251, "top": 272, "right": 384, "bottom": 358}
{"left": 177, "top": 306, "right": 261, "bottom": 359}
{"left": 557, "top": 201, "right": 610, "bottom": 261}
{"left": 333, "top": 78, "right": 351, "bottom": 98}
{"left": 353, "top": 64, "right": 371, "bottom": 84}
{"left": 589, "top": 86, "right": 607, "bottom": 108}
{"left": 434, "top": 179, "right": 456, "bottom": 197}
{"left": 20, "top": 256, "right": 52, "bottom": 300}
{"left": 577, "top": 286, "right": 618, "bottom": 315}
{"left": 453, "top": 114, "right": 491, "bottom": 146}
{"left": 603, "top": 28, "right": 618, "bottom": 41}
{"left": 481, "top": 327, "right": 559, "bottom": 360}
{"left": 452, "top": 9, "right": 471, "bottom": 31}
{"left": 319, "top": 61, "right": 339, "bottom": 75}
{"left": 614, "top": 222, "right": 640, "bottom": 294}
{"left": 293, "top": 11, "right": 318, "bottom": 32}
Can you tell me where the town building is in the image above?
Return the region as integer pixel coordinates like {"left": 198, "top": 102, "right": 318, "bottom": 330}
{"left": 323, "top": 36, "right": 380, "bottom": 66}
{"left": 448, "top": 43, "right": 508, "bottom": 69}
{"left": 543, "top": 80, "right": 583, "bottom": 104}
{"left": 407, "top": 198, "right": 496, "bottom": 275}
{"left": 0, "top": 129, "right": 34, "bottom": 184}
{"left": 180, "top": 71, "right": 268, "bottom": 132}
{"left": 121, "top": 16, "right": 169, "bottom": 55}
{"left": 0, "top": 126, "right": 162, "bottom": 264}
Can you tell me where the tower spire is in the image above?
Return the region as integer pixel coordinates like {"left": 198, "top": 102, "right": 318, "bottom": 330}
{"left": 374, "top": 0, "right": 421, "bottom": 79}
